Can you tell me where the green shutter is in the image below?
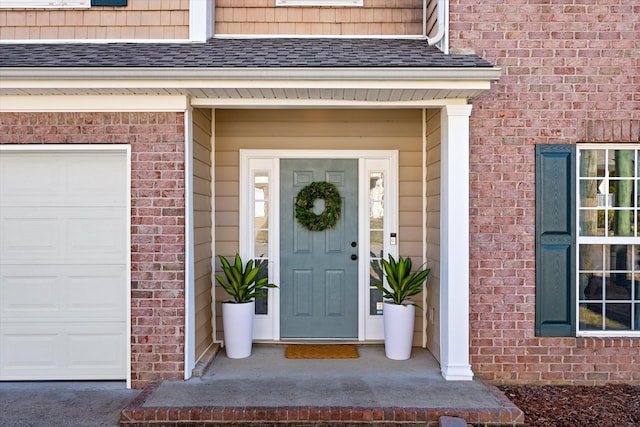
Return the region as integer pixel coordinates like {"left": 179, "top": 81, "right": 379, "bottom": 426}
{"left": 91, "top": 0, "right": 127, "bottom": 6}
{"left": 535, "top": 144, "right": 576, "bottom": 336}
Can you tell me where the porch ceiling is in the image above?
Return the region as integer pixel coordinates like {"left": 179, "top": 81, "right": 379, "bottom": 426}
{"left": 0, "top": 39, "right": 501, "bottom": 106}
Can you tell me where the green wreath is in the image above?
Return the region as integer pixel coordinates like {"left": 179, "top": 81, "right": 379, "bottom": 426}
{"left": 295, "top": 181, "right": 342, "bottom": 231}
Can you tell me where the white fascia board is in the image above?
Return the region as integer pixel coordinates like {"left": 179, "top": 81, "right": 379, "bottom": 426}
{"left": 0, "top": 95, "right": 189, "bottom": 112}
{"left": 0, "top": 67, "right": 502, "bottom": 83}
{"left": 188, "top": 98, "right": 470, "bottom": 109}
{"left": 1, "top": 79, "right": 494, "bottom": 92}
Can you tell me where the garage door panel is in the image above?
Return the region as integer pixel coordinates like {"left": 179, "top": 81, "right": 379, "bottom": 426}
{"left": 66, "top": 212, "right": 126, "bottom": 261}
{"left": 1, "top": 273, "right": 60, "bottom": 315}
{"left": 0, "top": 323, "right": 126, "bottom": 380}
{"left": 1, "top": 208, "right": 125, "bottom": 264}
{"left": 66, "top": 267, "right": 126, "bottom": 316}
{"left": 1, "top": 215, "right": 60, "bottom": 259}
{"left": 0, "top": 156, "right": 63, "bottom": 204}
{"left": 0, "top": 153, "right": 126, "bottom": 207}
{"left": 65, "top": 155, "right": 127, "bottom": 205}
{"left": 1, "top": 265, "right": 126, "bottom": 322}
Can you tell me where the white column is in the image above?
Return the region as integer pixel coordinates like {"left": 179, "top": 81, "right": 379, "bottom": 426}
{"left": 439, "top": 104, "right": 474, "bottom": 381}
{"left": 189, "top": 0, "right": 214, "bottom": 42}
{"left": 184, "top": 107, "right": 196, "bottom": 379}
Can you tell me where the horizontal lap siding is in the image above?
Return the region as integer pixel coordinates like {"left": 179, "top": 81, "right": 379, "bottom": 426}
{"left": 214, "top": 0, "right": 422, "bottom": 36}
{"left": 452, "top": 0, "right": 640, "bottom": 385}
{"left": 192, "top": 108, "right": 213, "bottom": 363}
{"left": 425, "top": 109, "right": 441, "bottom": 361}
{"left": 214, "top": 108, "right": 426, "bottom": 343}
{"left": 0, "top": 0, "right": 189, "bottom": 40}
{"left": 0, "top": 112, "right": 186, "bottom": 389}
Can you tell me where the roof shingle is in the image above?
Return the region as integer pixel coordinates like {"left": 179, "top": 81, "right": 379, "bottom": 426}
{"left": 0, "top": 38, "right": 493, "bottom": 68}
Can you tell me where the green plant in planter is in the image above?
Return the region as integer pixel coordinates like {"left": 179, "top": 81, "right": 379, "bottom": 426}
{"left": 215, "top": 254, "right": 277, "bottom": 303}
{"left": 373, "top": 254, "right": 430, "bottom": 306}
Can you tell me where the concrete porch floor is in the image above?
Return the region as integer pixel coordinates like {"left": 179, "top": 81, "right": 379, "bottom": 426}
{"left": 120, "top": 345, "right": 523, "bottom": 426}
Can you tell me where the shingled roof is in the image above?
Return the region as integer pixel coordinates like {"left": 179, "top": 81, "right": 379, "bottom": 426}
{"left": 0, "top": 38, "right": 493, "bottom": 68}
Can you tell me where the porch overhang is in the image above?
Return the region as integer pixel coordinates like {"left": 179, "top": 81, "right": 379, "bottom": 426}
{"left": 0, "top": 66, "right": 501, "bottom": 108}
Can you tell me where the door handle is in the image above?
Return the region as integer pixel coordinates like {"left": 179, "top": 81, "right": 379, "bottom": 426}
{"left": 351, "top": 254, "right": 358, "bottom": 261}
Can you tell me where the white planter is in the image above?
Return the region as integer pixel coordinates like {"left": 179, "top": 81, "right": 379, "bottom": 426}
{"left": 383, "top": 301, "right": 415, "bottom": 360}
{"left": 222, "top": 301, "right": 255, "bottom": 359}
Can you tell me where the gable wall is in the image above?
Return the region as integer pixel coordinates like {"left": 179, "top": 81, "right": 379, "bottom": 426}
{"left": 451, "top": 0, "right": 640, "bottom": 385}
{"left": 0, "top": 0, "right": 189, "bottom": 40}
{"left": 214, "top": 0, "right": 423, "bottom": 36}
{"left": 0, "top": 111, "right": 187, "bottom": 389}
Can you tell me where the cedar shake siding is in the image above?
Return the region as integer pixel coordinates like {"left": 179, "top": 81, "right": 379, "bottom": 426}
{"left": 0, "top": 0, "right": 189, "bottom": 40}
{"left": 214, "top": 0, "right": 423, "bottom": 36}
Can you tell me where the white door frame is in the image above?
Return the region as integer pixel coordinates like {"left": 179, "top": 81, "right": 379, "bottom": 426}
{"left": 239, "top": 150, "right": 398, "bottom": 341}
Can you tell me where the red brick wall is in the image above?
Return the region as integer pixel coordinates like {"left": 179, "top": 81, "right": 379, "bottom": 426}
{"left": 450, "top": 0, "right": 640, "bottom": 384}
{"left": 0, "top": 112, "right": 186, "bottom": 389}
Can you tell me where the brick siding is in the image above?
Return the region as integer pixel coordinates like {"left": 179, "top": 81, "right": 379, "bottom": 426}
{"left": 450, "top": 0, "right": 640, "bottom": 384}
{"left": 0, "top": 112, "right": 186, "bottom": 389}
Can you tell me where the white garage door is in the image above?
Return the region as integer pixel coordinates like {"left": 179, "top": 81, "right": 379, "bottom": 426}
{"left": 0, "top": 148, "right": 128, "bottom": 380}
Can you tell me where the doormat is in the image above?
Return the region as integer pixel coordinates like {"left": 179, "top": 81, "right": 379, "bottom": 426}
{"left": 285, "top": 344, "right": 359, "bottom": 359}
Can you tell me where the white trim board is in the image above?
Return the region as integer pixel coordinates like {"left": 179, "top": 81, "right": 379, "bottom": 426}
{"left": 0, "top": 95, "right": 189, "bottom": 113}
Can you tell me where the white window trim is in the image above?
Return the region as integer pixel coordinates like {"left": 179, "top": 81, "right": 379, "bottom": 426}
{"left": 239, "top": 150, "right": 397, "bottom": 342}
{"left": 576, "top": 144, "right": 640, "bottom": 337}
{"left": 0, "top": 0, "right": 90, "bottom": 8}
{"left": 276, "top": 0, "right": 362, "bottom": 6}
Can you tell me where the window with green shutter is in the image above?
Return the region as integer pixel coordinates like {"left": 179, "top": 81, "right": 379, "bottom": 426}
{"left": 536, "top": 144, "right": 640, "bottom": 337}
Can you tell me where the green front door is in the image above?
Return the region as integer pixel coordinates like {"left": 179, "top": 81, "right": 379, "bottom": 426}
{"left": 280, "top": 159, "right": 359, "bottom": 338}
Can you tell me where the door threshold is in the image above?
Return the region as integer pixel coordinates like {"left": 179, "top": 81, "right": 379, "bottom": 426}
{"left": 254, "top": 340, "right": 384, "bottom": 345}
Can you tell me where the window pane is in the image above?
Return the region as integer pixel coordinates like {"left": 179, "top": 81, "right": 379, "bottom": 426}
{"left": 580, "top": 179, "right": 599, "bottom": 207}
{"left": 605, "top": 245, "right": 632, "bottom": 271}
{"left": 254, "top": 258, "right": 269, "bottom": 315}
{"left": 370, "top": 231, "right": 383, "bottom": 258}
{"left": 369, "top": 256, "right": 384, "bottom": 316}
{"left": 369, "top": 173, "right": 384, "bottom": 227}
{"left": 254, "top": 230, "right": 268, "bottom": 258}
{"left": 583, "top": 274, "right": 603, "bottom": 300}
{"left": 606, "top": 276, "right": 631, "bottom": 301}
{"left": 579, "top": 149, "right": 605, "bottom": 178}
{"left": 370, "top": 288, "right": 383, "bottom": 315}
{"left": 579, "top": 303, "right": 603, "bottom": 330}
{"left": 579, "top": 244, "right": 603, "bottom": 270}
{"left": 579, "top": 210, "right": 606, "bottom": 236}
{"left": 604, "top": 303, "right": 631, "bottom": 330}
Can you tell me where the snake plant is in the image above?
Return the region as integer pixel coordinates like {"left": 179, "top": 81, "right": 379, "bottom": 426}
{"left": 373, "top": 254, "right": 430, "bottom": 306}
{"left": 215, "top": 254, "right": 277, "bottom": 303}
